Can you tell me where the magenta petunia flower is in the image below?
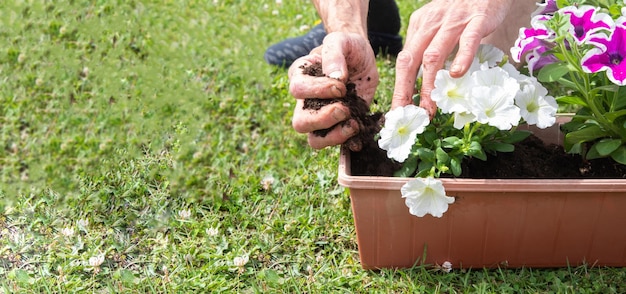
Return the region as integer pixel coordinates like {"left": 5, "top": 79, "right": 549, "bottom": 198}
{"left": 560, "top": 5, "right": 614, "bottom": 44}
{"left": 581, "top": 20, "right": 626, "bottom": 86}
{"left": 531, "top": 0, "right": 558, "bottom": 18}
{"left": 526, "top": 45, "right": 560, "bottom": 74}
{"left": 511, "top": 15, "right": 554, "bottom": 63}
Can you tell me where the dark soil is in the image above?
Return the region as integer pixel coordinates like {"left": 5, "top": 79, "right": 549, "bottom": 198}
{"left": 300, "top": 62, "right": 626, "bottom": 179}
{"left": 352, "top": 131, "right": 626, "bottom": 178}
{"left": 301, "top": 61, "right": 381, "bottom": 152}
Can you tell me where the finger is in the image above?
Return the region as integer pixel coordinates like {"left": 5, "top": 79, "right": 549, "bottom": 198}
{"left": 289, "top": 73, "right": 347, "bottom": 99}
{"left": 319, "top": 32, "right": 350, "bottom": 82}
{"left": 289, "top": 55, "right": 347, "bottom": 99}
{"left": 392, "top": 9, "right": 440, "bottom": 110}
{"left": 291, "top": 99, "right": 351, "bottom": 134}
{"left": 418, "top": 24, "right": 464, "bottom": 116}
{"left": 391, "top": 51, "right": 418, "bottom": 110}
{"left": 306, "top": 119, "right": 359, "bottom": 149}
{"left": 449, "top": 16, "right": 487, "bottom": 78}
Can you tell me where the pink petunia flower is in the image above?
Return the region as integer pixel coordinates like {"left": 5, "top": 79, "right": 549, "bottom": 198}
{"left": 581, "top": 19, "right": 626, "bottom": 86}
{"left": 560, "top": 5, "right": 614, "bottom": 44}
{"left": 525, "top": 41, "right": 560, "bottom": 74}
{"left": 511, "top": 15, "right": 554, "bottom": 63}
{"left": 531, "top": 0, "right": 559, "bottom": 18}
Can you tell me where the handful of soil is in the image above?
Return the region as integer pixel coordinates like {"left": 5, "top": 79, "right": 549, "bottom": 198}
{"left": 300, "top": 61, "right": 401, "bottom": 175}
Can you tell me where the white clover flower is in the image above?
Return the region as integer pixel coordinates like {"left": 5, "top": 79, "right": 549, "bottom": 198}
{"left": 441, "top": 261, "right": 453, "bottom": 273}
{"left": 233, "top": 255, "right": 249, "bottom": 267}
{"left": 515, "top": 82, "right": 557, "bottom": 129}
{"left": 178, "top": 209, "right": 191, "bottom": 220}
{"left": 431, "top": 69, "right": 474, "bottom": 114}
{"left": 401, "top": 178, "right": 455, "bottom": 218}
{"left": 475, "top": 44, "right": 505, "bottom": 67}
{"left": 89, "top": 254, "right": 105, "bottom": 267}
{"left": 206, "top": 227, "right": 219, "bottom": 237}
{"left": 261, "top": 175, "right": 276, "bottom": 191}
{"left": 378, "top": 105, "right": 430, "bottom": 163}
{"left": 60, "top": 227, "right": 74, "bottom": 238}
{"left": 77, "top": 219, "right": 89, "bottom": 231}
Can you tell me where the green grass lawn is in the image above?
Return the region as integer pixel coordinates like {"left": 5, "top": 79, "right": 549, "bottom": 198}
{"left": 1, "top": 0, "right": 625, "bottom": 292}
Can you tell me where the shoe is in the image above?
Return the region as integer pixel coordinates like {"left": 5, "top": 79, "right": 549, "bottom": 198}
{"left": 264, "top": 24, "right": 327, "bottom": 67}
{"left": 264, "top": 23, "right": 403, "bottom": 67}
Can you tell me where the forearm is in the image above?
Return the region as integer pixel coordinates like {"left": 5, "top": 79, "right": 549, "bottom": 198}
{"left": 312, "top": 0, "right": 369, "bottom": 38}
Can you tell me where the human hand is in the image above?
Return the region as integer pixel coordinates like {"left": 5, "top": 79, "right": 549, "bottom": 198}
{"left": 289, "top": 32, "right": 379, "bottom": 150}
{"left": 391, "top": 0, "right": 514, "bottom": 117}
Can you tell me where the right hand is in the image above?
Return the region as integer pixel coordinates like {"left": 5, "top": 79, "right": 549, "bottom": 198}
{"left": 391, "top": 0, "right": 515, "bottom": 117}
{"left": 289, "top": 32, "right": 379, "bottom": 149}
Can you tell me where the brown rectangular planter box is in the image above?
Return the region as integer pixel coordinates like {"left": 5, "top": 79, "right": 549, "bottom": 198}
{"left": 338, "top": 118, "right": 626, "bottom": 269}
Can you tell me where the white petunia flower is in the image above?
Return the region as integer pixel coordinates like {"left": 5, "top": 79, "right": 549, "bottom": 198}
{"left": 470, "top": 86, "right": 521, "bottom": 130}
{"left": 471, "top": 67, "right": 519, "bottom": 91}
{"left": 401, "top": 178, "right": 455, "bottom": 218}
{"left": 469, "top": 68, "right": 521, "bottom": 130}
{"left": 475, "top": 44, "right": 505, "bottom": 67}
{"left": 515, "top": 82, "right": 558, "bottom": 129}
{"left": 378, "top": 105, "right": 430, "bottom": 163}
{"left": 453, "top": 111, "right": 477, "bottom": 129}
{"left": 431, "top": 69, "right": 474, "bottom": 114}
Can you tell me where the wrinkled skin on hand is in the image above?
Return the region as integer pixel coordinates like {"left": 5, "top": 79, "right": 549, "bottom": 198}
{"left": 392, "top": 0, "right": 514, "bottom": 117}
{"left": 289, "top": 32, "right": 379, "bottom": 149}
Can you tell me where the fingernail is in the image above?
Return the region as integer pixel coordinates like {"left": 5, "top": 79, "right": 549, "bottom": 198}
{"left": 341, "top": 120, "right": 357, "bottom": 137}
{"left": 450, "top": 64, "right": 462, "bottom": 74}
{"left": 331, "top": 85, "right": 342, "bottom": 97}
{"left": 328, "top": 71, "right": 342, "bottom": 80}
{"left": 347, "top": 138, "right": 363, "bottom": 152}
{"left": 332, "top": 108, "right": 348, "bottom": 122}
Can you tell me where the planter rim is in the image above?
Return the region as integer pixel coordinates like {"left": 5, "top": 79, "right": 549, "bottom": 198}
{"left": 338, "top": 147, "right": 626, "bottom": 192}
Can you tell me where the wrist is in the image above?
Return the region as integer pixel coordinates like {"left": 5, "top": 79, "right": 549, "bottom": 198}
{"left": 313, "top": 0, "right": 368, "bottom": 38}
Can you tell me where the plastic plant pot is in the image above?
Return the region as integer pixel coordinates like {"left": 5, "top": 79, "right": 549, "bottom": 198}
{"left": 338, "top": 117, "right": 626, "bottom": 269}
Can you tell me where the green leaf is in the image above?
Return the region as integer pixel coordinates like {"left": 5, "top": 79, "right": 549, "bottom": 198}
{"left": 467, "top": 141, "right": 487, "bottom": 161}
{"left": 501, "top": 130, "right": 532, "bottom": 144}
{"left": 394, "top": 155, "right": 418, "bottom": 177}
{"left": 564, "top": 124, "right": 608, "bottom": 151}
{"left": 537, "top": 61, "right": 570, "bottom": 83}
{"left": 592, "top": 84, "right": 619, "bottom": 93}
{"left": 586, "top": 144, "right": 603, "bottom": 160}
{"left": 486, "top": 142, "right": 515, "bottom": 153}
{"left": 450, "top": 157, "right": 462, "bottom": 177}
{"left": 441, "top": 136, "right": 462, "bottom": 148}
{"left": 416, "top": 147, "right": 435, "bottom": 163}
{"left": 435, "top": 147, "right": 449, "bottom": 163}
{"left": 611, "top": 146, "right": 626, "bottom": 165}
{"left": 416, "top": 161, "right": 434, "bottom": 177}
{"left": 556, "top": 95, "right": 588, "bottom": 107}
{"left": 594, "top": 138, "right": 623, "bottom": 156}
{"left": 605, "top": 109, "right": 626, "bottom": 122}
